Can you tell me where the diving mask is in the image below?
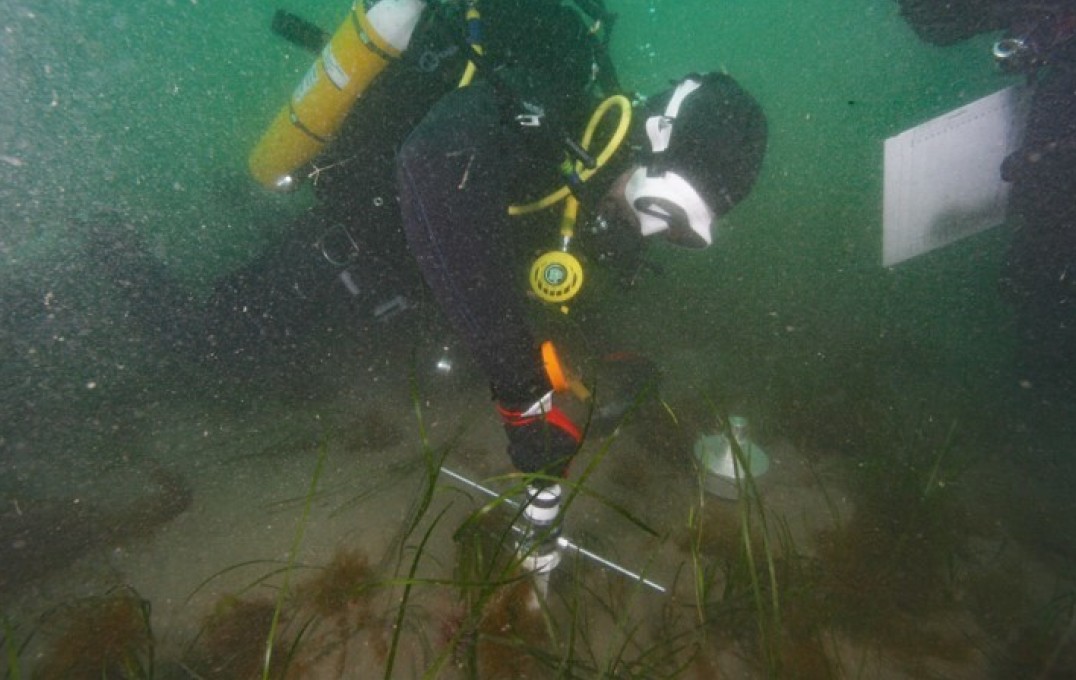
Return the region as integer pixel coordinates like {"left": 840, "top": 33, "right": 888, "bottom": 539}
{"left": 624, "top": 166, "right": 713, "bottom": 248}
{"left": 625, "top": 77, "right": 715, "bottom": 249}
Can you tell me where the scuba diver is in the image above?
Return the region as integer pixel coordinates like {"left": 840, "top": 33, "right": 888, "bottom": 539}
{"left": 249, "top": 0, "right": 767, "bottom": 567}
{"left": 896, "top": 0, "right": 1076, "bottom": 404}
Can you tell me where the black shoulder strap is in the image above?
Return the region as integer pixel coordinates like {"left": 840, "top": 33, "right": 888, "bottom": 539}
{"left": 568, "top": 0, "right": 623, "bottom": 94}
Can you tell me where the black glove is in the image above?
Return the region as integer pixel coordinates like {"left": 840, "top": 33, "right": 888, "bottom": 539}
{"left": 497, "top": 394, "right": 582, "bottom": 475}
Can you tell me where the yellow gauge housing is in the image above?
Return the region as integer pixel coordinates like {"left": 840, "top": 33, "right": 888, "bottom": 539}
{"left": 530, "top": 250, "right": 584, "bottom": 304}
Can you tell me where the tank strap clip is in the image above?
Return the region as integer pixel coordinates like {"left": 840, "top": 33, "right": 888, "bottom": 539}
{"left": 351, "top": 6, "right": 398, "bottom": 63}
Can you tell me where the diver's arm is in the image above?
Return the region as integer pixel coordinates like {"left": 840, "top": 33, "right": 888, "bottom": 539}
{"left": 896, "top": 0, "right": 1011, "bottom": 45}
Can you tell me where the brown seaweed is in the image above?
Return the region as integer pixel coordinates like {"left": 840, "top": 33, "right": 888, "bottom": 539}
{"left": 188, "top": 595, "right": 286, "bottom": 680}
{"left": 32, "top": 585, "right": 154, "bottom": 680}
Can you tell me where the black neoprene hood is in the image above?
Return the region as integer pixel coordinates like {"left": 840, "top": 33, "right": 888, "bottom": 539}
{"left": 637, "top": 72, "right": 768, "bottom": 215}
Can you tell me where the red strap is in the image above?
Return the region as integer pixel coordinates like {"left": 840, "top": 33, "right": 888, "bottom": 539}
{"left": 497, "top": 404, "right": 581, "bottom": 444}
{"left": 546, "top": 406, "right": 582, "bottom": 443}
{"left": 496, "top": 404, "right": 539, "bottom": 427}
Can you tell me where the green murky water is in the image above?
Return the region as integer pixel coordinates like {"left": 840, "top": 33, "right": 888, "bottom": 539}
{"left": 2, "top": 1, "right": 1072, "bottom": 677}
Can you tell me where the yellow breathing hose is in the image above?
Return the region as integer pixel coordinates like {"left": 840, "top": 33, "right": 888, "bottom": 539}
{"left": 524, "top": 95, "right": 632, "bottom": 314}
{"left": 450, "top": 0, "right": 632, "bottom": 318}
{"left": 458, "top": 3, "right": 482, "bottom": 88}
{"left": 509, "top": 94, "right": 633, "bottom": 219}
{"left": 452, "top": 0, "right": 631, "bottom": 226}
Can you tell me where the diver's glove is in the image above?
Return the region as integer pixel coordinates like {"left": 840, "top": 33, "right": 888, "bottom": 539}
{"left": 497, "top": 391, "right": 582, "bottom": 476}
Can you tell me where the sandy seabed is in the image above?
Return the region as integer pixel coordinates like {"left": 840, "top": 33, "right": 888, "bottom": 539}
{"left": 4, "top": 339, "right": 1075, "bottom": 679}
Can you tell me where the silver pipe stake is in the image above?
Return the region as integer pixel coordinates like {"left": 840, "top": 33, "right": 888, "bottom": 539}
{"left": 439, "top": 467, "right": 667, "bottom": 594}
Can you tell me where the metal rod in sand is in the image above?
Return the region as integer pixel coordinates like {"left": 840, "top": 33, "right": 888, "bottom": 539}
{"left": 439, "top": 466, "right": 667, "bottom": 594}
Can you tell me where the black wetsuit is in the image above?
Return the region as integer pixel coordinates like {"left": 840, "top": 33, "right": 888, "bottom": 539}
{"left": 899, "top": 0, "right": 1076, "bottom": 397}
{"left": 1001, "top": 31, "right": 1076, "bottom": 393}
{"left": 391, "top": 2, "right": 611, "bottom": 472}
{"left": 327, "top": 0, "right": 611, "bottom": 472}
{"left": 203, "top": 1, "right": 608, "bottom": 395}
{"left": 397, "top": 83, "right": 550, "bottom": 407}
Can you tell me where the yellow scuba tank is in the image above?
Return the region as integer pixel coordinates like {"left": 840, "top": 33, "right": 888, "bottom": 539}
{"left": 249, "top": 0, "right": 426, "bottom": 191}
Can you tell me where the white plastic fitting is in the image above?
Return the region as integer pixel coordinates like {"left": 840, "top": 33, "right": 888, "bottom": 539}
{"left": 365, "top": 0, "right": 427, "bottom": 53}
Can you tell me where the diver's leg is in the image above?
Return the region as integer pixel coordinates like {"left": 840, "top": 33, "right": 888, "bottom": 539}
{"left": 396, "top": 83, "right": 579, "bottom": 474}
{"left": 396, "top": 83, "right": 547, "bottom": 406}
{"left": 1002, "top": 56, "right": 1076, "bottom": 403}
